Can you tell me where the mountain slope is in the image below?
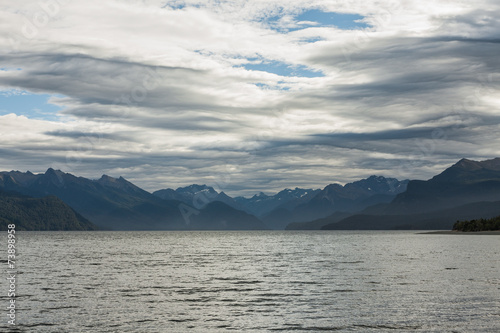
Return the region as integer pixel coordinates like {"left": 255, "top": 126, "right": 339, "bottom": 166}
{"left": 286, "top": 211, "right": 353, "bottom": 230}
{"left": 154, "top": 184, "right": 247, "bottom": 211}
{"left": 154, "top": 184, "right": 218, "bottom": 206}
{"left": 234, "top": 188, "right": 321, "bottom": 217}
{"left": 190, "top": 201, "right": 267, "bottom": 230}
{"left": 364, "top": 158, "right": 500, "bottom": 216}
{"left": 319, "top": 158, "right": 500, "bottom": 230}
{"left": 273, "top": 176, "right": 409, "bottom": 225}
{"left": 0, "top": 190, "right": 97, "bottom": 231}
{"left": 321, "top": 201, "right": 500, "bottom": 230}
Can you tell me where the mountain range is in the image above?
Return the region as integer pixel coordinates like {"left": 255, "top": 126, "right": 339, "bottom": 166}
{"left": 153, "top": 176, "right": 408, "bottom": 229}
{"left": 318, "top": 158, "right": 500, "bottom": 230}
{"left": 268, "top": 176, "right": 408, "bottom": 228}
{"left": 0, "top": 169, "right": 263, "bottom": 230}
{"left": 1, "top": 157, "right": 499, "bottom": 231}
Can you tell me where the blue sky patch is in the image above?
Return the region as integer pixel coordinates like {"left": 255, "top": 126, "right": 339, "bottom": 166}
{"left": 0, "top": 90, "right": 64, "bottom": 121}
{"left": 0, "top": 67, "right": 22, "bottom": 72}
{"left": 253, "top": 82, "right": 290, "bottom": 91}
{"left": 264, "top": 9, "right": 369, "bottom": 32}
{"left": 294, "top": 10, "right": 369, "bottom": 30}
{"left": 242, "top": 59, "right": 324, "bottom": 78}
{"left": 298, "top": 36, "right": 324, "bottom": 43}
{"left": 162, "top": 1, "right": 187, "bottom": 10}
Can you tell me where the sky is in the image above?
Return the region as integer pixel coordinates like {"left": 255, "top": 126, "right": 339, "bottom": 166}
{"left": 0, "top": 0, "right": 499, "bottom": 196}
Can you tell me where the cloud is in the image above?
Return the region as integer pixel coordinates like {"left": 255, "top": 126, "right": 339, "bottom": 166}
{"left": 0, "top": 0, "right": 499, "bottom": 196}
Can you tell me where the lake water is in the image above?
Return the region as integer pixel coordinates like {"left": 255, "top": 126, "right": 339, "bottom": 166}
{"left": 1, "top": 231, "right": 499, "bottom": 332}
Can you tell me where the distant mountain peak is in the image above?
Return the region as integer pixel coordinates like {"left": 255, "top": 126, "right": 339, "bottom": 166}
{"left": 433, "top": 157, "right": 500, "bottom": 183}
{"left": 42, "top": 168, "right": 66, "bottom": 187}
{"left": 176, "top": 184, "right": 216, "bottom": 193}
{"left": 99, "top": 174, "right": 128, "bottom": 183}
{"left": 99, "top": 174, "right": 119, "bottom": 183}
{"left": 95, "top": 174, "right": 148, "bottom": 197}
{"left": 45, "top": 168, "right": 64, "bottom": 176}
{"left": 367, "top": 175, "right": 389, "bottom": 182}
{"left": 452, "top": 157, "right": 500, "bottom": 171}
{"left": 324, "top": 183, "right": 343, "bottom": 190}
{"left": 218, "top": 191, "right": 230, "bottom": 198}
{"left": 453, "top": 158, "right": 482, "bottom": 170}
{"left": 475, "top": 157, "right": 500, "bottom": 170}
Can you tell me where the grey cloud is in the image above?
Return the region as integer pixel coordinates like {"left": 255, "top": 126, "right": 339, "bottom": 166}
{"left": 0, "top": 53, "right": 209, "bottom": 107}
{"left": 311, "top": 127, "right": 444, "bottom": 142}
{"left": 44, "top": 130, "right": 120, "bottom": 140}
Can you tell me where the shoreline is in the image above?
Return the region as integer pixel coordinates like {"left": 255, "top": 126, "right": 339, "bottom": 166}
{"left": 419, "top": 230, "right": 500, "bottom": 235}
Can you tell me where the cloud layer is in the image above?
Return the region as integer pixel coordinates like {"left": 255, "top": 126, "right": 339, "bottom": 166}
{"left": 0, "top": 0, "right": 499, "bottom": 196}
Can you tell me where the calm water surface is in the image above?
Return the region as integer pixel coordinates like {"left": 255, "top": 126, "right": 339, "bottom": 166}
{"left": 1, "top": 231, "right": 499, "bottom": 332}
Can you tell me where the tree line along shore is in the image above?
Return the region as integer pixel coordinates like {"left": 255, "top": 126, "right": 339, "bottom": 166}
{"left": 453, "top": 215, "right": 500, "bottom": 232}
